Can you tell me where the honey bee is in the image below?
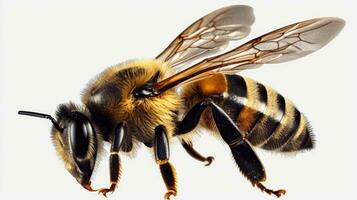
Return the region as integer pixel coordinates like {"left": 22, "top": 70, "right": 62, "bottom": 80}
{"left": 18, "top": 5, "right": 344, "bottom": 199}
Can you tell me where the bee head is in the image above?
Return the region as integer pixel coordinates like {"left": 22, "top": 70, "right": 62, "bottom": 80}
{"left": 18, "top": 102, "right": 99, "bottom": 191}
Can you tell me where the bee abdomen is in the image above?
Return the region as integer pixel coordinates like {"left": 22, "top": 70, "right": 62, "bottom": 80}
{"left": 222, "top": 75, "right": 314, "bottom": 152}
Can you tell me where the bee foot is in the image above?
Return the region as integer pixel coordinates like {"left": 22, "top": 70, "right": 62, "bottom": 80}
{"left": 255, "top": 182, "right": 286, "bottom": 198}
{"left": 98, "top": 188, "right": 112, "bottom": 197}
{"left": 272, "top": 189, "right": 286, "bottom": 197}
{"left": 164, "top": 189, "right": 177, "bottom": 200}
{"left": 98, "top": 184, "right": 116, "bottom": 197}
{"left": 204, "top": 156, "right": 215, "bottom": 166}
{"left": 80, "top": 181, "right": 98, "bottom": 192}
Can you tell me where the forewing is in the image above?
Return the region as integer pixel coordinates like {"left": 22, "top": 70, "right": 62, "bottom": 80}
{"left": 156, "top": 5, "right": 255, "bottom": 67}
{"left": 154, "top": 17, "right": 345, "bottom": 92}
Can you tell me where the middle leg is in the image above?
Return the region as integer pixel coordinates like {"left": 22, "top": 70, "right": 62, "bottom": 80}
{"left": 181, "top": 141, "right": 214, "bottom": 166}
{"left": 175, "top": 99, "right": 215, "bottom": 165}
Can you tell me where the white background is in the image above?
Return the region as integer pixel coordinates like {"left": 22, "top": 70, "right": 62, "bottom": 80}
{"left": 0, "top": 0, "right": 355, "bottom": 200}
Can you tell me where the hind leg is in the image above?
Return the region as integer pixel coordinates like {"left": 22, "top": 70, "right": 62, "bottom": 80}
{"left": 176, "top": 98, "right": 285, "bottom": 197}
{"left": 209, "top": 100, "right": 285, "bottom": 197}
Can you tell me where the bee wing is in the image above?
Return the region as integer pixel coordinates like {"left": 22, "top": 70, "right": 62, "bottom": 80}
{"left": 154, "top": 17, "right": 345, "bottom": 92}
{"left": 156, "top": 5, "right": 255, "bottom": 68}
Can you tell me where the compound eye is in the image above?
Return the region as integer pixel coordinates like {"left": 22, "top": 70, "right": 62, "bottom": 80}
{"left": 68, "top": 112, "right": 96, "bottom": 160}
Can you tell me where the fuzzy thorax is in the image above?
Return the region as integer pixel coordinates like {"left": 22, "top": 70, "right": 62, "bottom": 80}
{"left": 82, "top": 59, "right": 183, "bottom": 144}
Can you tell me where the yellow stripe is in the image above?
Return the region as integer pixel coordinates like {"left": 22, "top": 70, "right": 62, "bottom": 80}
{"left": 267, "top": 99, "right": 295, "bottom": 142}
{"left": 236, "top": 77, "right": 268, "bottom": 134}
{"left": 279, "top": 113, "right": 306, "bottom": 151}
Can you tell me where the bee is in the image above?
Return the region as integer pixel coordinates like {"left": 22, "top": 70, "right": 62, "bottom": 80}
{"left": 18, "top": 5, "right": 344, "bottom": 199}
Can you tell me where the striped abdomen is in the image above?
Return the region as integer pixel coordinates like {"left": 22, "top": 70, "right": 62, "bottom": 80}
{"left": 199, "top": 74, "right": 314, "bottom": 152}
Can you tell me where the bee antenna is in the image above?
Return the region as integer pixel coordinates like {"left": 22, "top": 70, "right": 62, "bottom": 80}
{"left": 18, "top": 110, "right": 64, "bottom": 132}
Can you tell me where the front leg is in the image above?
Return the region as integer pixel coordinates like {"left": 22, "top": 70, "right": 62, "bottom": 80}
{"left": 98, "top": 122, "right": 126, "bottom": 197}
{"left": 154, "top": 125, "right": 178, "bottom": 200}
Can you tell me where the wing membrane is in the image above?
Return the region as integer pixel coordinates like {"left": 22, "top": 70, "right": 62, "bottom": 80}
{"left": 156, "top": 5, "right": 255, "bottom": 67}
{"left": 154, "top": 17, "right": 345, "bottom": 92}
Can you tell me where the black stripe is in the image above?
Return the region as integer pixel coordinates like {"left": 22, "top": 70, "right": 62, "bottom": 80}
{"left": 248, "top": 116, "right": 280, "bottom": 146}
{"left": 276, "top": 94, "right": 286, "bottom": 121}
{"left": 226, "top": 75, "right": 247, "bottom": 97}
{"left": 259, "top": 93, "right": 286, "bottom": 149}
{"left": 222, "top": 97, "right": 244, "bottom": 122}
{"left": 247, "top": 91, "right": 282, "bottom": 146}
{"left": 221, "top": 75, "right": 247, "bottom": 122}
{"left": 281, "top": 109, "right": 302, "bottom": 152}
{"left": 256, "top": 82, "right": 267, "bottom": 104}
{"left": 263, "top": 107, "right": 300, "bottom": 150}
{"left": 249, "top": 111, "right": 264, "bottom": 133}
{"left": 249, "top": 83, "right": 267, "bottom": 132}
{"left": 264, "top": 116, "right": 280, "bottom": 139}
{"left": 299, "top": 125, "right": 314, "bottom": 150}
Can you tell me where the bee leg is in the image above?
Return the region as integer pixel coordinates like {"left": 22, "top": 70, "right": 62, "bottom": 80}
{"left": 98, "top": 122, "right": 126, "bottom": 197}
{"left": 175, "top": 99, "right": 211, "bottom": 136}
{"left": 175, "top": 99, "right": 215, "bottom": 165}
{"left": 181, "top": 141, "right": 214, "bottom": 166}
{"left": 255, "top": 182, "right": 286, "bottom": 197}
{"left": 144, "top": 141, "right": 153, "bottom": 148}
{"left": 154, "top": 125, "right": 178, "bottom": 200}
{"left": 175, "top": 98, "right": 284, "bottom": 196}
{"left": 209, "top": 101, "right": 286, "bottom": 198}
